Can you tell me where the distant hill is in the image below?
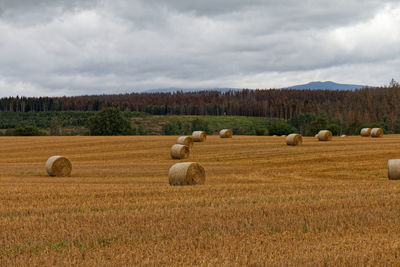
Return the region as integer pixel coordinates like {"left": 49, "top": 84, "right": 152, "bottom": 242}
{"left": 145, "top": 82, "right": 367, "bottom": 93}
{"left": 144, "top": 88, "right": 241, "bottom": 93}
{"left": 283, "top": 81, "right": 367, "bottom": 90}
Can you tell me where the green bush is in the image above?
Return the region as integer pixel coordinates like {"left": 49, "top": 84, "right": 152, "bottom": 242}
{"left": 347, "top": 119, "right": 362, "bottom": 135}
{"left": 268, "top": 120, "right": 297, "bottom": 136}
{"left": 255, "top": 128, "right": 266, "bottom": 136}
{"left": 191, "top": 118, "right": 209, "bottom": 133}
{"left": 327, "top": 124, "right": 341, "bottom": 136}
{"left": 231, "top": 126, "right": 255, "bottom": 135}
{"left": 308, "top": 113, "right": 328, "bottom": 136}
{"left": 289, "top": 113, "right": 316, "bottom": 136}
{"left": 87, "top": 107, "right": 133, "bottom": 135}
{"left": 161, "top": 119, "right": 191, "bottom": 135}
{"left": 162, "top": 122, "right": 179, "bottom": 135}
{"left": 14, "top": 125, "right": 45, "bottom": 136}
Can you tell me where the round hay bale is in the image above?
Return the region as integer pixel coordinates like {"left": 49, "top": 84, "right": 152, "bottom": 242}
{"left": 192, "top": 131, "right": 206, "bottom": 142}
{"left": 314, "top": 134, "right": 318, "bottom": 137}
{"left": 360, "top": 128, "right": 371, "bottom": 137}
{"left": 272, "top": 135, "right": 277, "bottom": 137}
{"left": 168, "top": 162, "right": 205, "bottom": 186}
{"left": 286, "top": 133, "right": 303, "bottom": 146}
{"left": 219, "top": 129, "right": 233, "bottom": 138}
{"left": 177, "top": 136, "right": 193, "bottom": 148}
{"left": 317, "top": 130, "right": 333, "bottom": 141}
{"left": 340, "top": 134, "right": 346, "bottom": 137}
{"left": 281, "top": 135, "right": 286, "bottom": 137}
{"left": 170, "top": 144, "right": 190, "bottom": 159}
{"left": 371, "top": 128, "right": 384, "bottom": 138}
{"left": 45, "top": 156, "right": 72, "bottom": 177}
{"left": 388, "top": 159, "right": 400, "bottom": 180}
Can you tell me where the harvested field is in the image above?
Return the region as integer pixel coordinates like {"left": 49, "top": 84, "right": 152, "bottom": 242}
{"left": 1, "top": 135, "right": 400, "bottom": 265}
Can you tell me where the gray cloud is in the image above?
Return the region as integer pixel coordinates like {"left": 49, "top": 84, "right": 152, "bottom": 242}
{"left": 0, "top": 0, "right": 399, "bottom": 96}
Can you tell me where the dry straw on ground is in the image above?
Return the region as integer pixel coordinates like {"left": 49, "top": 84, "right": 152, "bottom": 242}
{"left": 3, "top": 136, "right": 400, "bottom": 266}
{"left": 219, "top": 129, "right": 233, "bottom": 138}
{"left": 192, "top": 131, "right": 206, "bottom": 142}
{"left": 177, "top": 136, "right": 193, "bottom": 148}
{"left": 388, "top": 159, "right": 400, "bottom": 180}
{"left": 286, "top": 134, "right": 303, "bottom": 146}
{"left": 170, "top": 144, "right": 190, "bottom": 159}
{"left": 317, "top": 130, "right": 333, "bottom": 141}
{"left": 361, "top": 128, "right": 372, "bottom": 137}
{"left": 371, "top": 128, "right": 384, "bottom": 138}
{"left": 45, "top": 156, "right": 72, "bottom": 177}
{"left": 168, "top": 162, "right": 205, "bottom": 185}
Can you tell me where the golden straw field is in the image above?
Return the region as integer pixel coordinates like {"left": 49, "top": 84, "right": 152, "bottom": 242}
{"left": 1, "top": 135, "right": 400, "bottom": 266}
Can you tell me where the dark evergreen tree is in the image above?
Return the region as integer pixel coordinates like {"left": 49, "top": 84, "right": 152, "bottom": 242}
{"left": 87, "top": 107, "right": 132, "bottom": 135}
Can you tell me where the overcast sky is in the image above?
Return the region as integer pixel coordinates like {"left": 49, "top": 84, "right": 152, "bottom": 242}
{"left": 0, "top": 0, "right": 399, "bottom": 97}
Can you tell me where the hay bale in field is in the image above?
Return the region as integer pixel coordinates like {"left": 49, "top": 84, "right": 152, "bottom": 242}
{"left": 314, "top": 134, "right": 318, "bottom": 137}
{"left": 286, "top": 133, "right": 303, "bottom": 146}
{"left": 170, "top": 144, "right": 190, "bottom": 159}
{"left": 219, "top": 129, "right": 233, "bottom": 138}
{"left": 45, "top": 156, "right": 72, "bottom": 177}
{"left": 388, "top": 159, "right": 400, "bottom": 180}
{"left": 371, "top": 128, "right": 384, "bottom": 138}
{"left": 177, "top": 136, "right": 193, "bottom": 148}
{"left": 281, "top": 135, "right": 286, "bottom": 137}
{"left": 192, "top": 131, "right": 206, "bottom": 142}
{"left": 340, "top": 134, "right": 346, "bottom": 137}
{"left": 317, "top": 130, "right": 332, "bottom": 141}
{"left": 168, "top": 162, "right": 205, "bottom": 185}
{"left": 360, "top": 128, "right": 371, "bottom": 137}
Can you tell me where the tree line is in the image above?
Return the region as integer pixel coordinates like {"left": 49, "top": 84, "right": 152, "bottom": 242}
{"left": 1, "top": 84, "right": 400, "bottom": 133}
{"left": 0, "top": 108, "right": 396, "bottom": 137}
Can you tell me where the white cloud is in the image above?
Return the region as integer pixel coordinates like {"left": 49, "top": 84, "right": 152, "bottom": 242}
{"left": 0, "top": 78, "right": 64, "bottom": 97}
{"left": 0, "top": 0, "right": 399, "bottom": 96}
{"left": 330, "top": 4, "right": 400, "bottom": 59}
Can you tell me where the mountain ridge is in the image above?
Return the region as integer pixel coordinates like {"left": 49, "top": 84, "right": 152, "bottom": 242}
{"left": 283, "top": 81, "right": 367, "bottom": 90}
{"left": 142, "top": 81, "right": 369, "bottom": 93}
{"left": 144, "top": 88, "right": 241, "bottom": 93}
